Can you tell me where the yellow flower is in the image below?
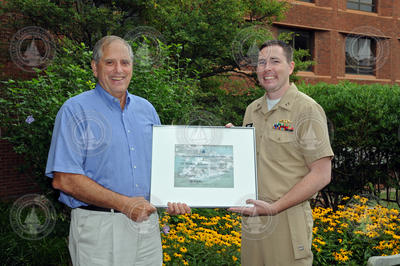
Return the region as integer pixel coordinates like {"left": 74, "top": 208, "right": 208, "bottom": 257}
{"left": 174, "top": 253, "right": 182, "bottom": 258}
{"left": 180, "top": 247, "right": 188, "bottom": 253}
{"left": 232, "top": 255, "right": 238, "bottom": 261}
{"left": 163, "top": 253, "right": 171, "bottom": 262}
{"left": 360, "top": 197, "right": 368, "bottom": 204}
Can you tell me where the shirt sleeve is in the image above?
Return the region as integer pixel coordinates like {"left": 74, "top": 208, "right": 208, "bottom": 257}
{"left": 153, "top": 106, "right": 161, "bottom": 125}
{"left": 45, "top": 103, "right": 86, "bottom": 178}
{"left": 297, "top": 103, "right": 334, "bottom": 165}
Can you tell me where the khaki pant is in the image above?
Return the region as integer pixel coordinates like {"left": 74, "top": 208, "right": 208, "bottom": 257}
{"left": 69, "top": 208, "right": 162, "bottom": 266}
{"left": 241, "top": 201, "right": 313, "bottom": 266}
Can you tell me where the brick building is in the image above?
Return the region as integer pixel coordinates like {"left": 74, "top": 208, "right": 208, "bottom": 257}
{"left": 1, "top": 0, "right": 399, "bottom": 200}
{"left": 272, "top": 0, "right": 400, "bottom": 84}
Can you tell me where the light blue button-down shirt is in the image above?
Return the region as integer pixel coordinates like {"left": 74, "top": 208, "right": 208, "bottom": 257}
{"left": 45, "top": 84, "right": 160, "bottom": 208}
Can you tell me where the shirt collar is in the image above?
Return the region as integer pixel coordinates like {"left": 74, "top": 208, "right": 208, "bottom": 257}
{"left": 94, "top": 84, "right": 132, "bottom": 111}
{"left": 255, "top": 83, "right": 298, "bottom": 114}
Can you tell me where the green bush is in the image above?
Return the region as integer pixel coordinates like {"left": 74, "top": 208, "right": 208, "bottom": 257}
{"left": 0, "top": 39, "right": 199, "bottom": 191}
{"left": 299, "top": 81, "right": 400, "bottom": 208}
{"left": 0, "top": 41, "right": 95, "bottom": 190}
{"left": 0, "top": 201, "right": 70, "bottom": 265}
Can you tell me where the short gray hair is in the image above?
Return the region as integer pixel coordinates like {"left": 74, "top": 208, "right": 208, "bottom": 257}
{"left": 92, "top": 36, "right": 133, "bottom": 63}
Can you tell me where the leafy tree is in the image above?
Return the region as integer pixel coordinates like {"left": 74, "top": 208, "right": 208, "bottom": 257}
{"left": 1, "top": 0, "right": 305, "bottom": 81}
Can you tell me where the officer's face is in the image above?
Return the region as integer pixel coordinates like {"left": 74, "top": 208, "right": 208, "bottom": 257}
{"left": 256, "top": 45, "right": 294, "bottom": 95}
{"left": 91, "top": 40, "right": 133, "bottom": 98}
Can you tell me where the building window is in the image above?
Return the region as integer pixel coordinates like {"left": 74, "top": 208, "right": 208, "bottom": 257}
{"left": 347, "top": 0, "right": 376, "bottom": 12}
{"left": 278, "top": 28, "right": 314, "bottom": 71}
{"left": 345, "top": 36, "right": 376, "bottom": 75}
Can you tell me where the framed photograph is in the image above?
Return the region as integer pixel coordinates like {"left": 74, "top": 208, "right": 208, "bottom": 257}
{"left": 150, "top": 125, "right": 257, "bottom": 208}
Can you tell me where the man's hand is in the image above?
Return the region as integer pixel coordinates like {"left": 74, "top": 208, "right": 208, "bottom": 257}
{"left": 122, "top": 197, "right": 156, "bottom": 222}
{"left": 166, "top": 202, "right": 191, "bottom": 215}
{"left": 228, "top": 199, "right": 278, "bottom": 216}
{"left": 225, "top": 123, "right": 235, "bottom": 128}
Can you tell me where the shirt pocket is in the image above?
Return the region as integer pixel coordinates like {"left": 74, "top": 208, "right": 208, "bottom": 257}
{"left": 263, "top": 130, "right": 296, "bottom": 161}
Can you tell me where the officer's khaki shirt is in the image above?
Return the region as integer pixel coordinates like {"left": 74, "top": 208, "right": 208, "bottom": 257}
{"left": 243, "top": 83, "right": 334, "bottom": 201}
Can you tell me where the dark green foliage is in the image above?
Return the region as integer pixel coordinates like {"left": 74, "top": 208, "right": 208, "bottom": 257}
{"left": 0, "top": 201, "right": 71, "bottom": 265}
{"left": 0, "top": 0, "right": 296, "bottom": 80}
{"left": 129, "top": 42, "right": 198, "bottom": 125}
{"left": 299, "top": 81, "right": 400, "bottom": 208}
{"left": 0, "top": 40, "right": 198, "bottom": 192}
{"left": 0, "top": 40, "right": 95, "bottom": 191}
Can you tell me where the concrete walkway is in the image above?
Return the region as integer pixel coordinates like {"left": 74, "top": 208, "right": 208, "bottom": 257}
{"left": 367, "top": 254, "right": 400, "bottom": 266}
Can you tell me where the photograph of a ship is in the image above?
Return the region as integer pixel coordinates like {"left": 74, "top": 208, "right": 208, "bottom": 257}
{"left": 174, "top": 144, "right": 234, "bottom": 188}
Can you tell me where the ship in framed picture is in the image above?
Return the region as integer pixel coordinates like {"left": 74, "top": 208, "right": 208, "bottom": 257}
{"left": 150, "top": 125, "right": 257, "bottom": 207}
{"left": 174, "top": 144, "right": 234, "bottom": 188}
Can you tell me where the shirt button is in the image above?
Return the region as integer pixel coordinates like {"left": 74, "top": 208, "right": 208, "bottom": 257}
{"left": 130, "top": 147, "right": 135, "bottom": 151}
{"left": 135, "top": 184, "right": 139, "bottom": 188}
{"left": 127, "top": 130, "right": 131, "bottom": 133}
{"left": 134, "top": 165, "right": 136, "bottom": 169}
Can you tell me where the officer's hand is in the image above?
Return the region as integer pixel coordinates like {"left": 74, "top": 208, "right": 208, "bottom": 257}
{"left": 225, "top": 123, "right": 235, "bottom": 128}
{"left": 228, "top": 199, "right": 278, "bottom": 216}
{"left": 122, "top": 197, "right": 156, "bottom": 222}
{"left": 166, "top": 202, "right": 191, "bottom": 215}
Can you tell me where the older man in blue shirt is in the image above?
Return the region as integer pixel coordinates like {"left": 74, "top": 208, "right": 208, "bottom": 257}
{"left": 46, "top": 35, "right": 190, "bottom": 265}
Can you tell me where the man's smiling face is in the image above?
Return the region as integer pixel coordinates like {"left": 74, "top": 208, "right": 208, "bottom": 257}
{"left": 91, "top": 40, "right": 133, "bottom": 97}
{"left": 256, "top": 45, "right": 294, "bottom": 95}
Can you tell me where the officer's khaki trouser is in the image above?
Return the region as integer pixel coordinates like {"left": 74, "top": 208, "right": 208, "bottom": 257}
{"left": 68, "top": 208, "right": 162, "bottom": 266}
{"left": 241, "top": 201, "right": 313, "bottom": 266}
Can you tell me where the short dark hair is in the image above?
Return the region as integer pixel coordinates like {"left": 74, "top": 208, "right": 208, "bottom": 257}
{"left": 259, "top": 40, "right": 293, "bottom": 63}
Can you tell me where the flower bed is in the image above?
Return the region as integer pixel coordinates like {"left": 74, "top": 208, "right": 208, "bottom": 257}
{"left": 160, "top": 196, "right": 400, "bottom": 265}
{"left": 313, "top": 195, "right": 400, "bottom": 265}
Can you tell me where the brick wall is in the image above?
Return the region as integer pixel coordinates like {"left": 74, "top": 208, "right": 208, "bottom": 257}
{"left": 273, "top": 0, "right": 400, "bottom": 84}
{"left": 0, "top": 139, "right": 41, "bottom": 200}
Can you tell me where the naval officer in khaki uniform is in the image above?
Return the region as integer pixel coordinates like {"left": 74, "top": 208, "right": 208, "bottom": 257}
{"left": 228, "top": 40, "right": 334, "bottom": 265}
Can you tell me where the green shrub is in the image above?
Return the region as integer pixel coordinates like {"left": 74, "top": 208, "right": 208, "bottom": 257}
{"left": 0, "top": 39, "right": 199, "bottom": 190}
{"left": 0, "top": 201, "right": 70, "bottom": 265}
{"left": 299, "top": 81, "right": 400, "bottom": 208}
